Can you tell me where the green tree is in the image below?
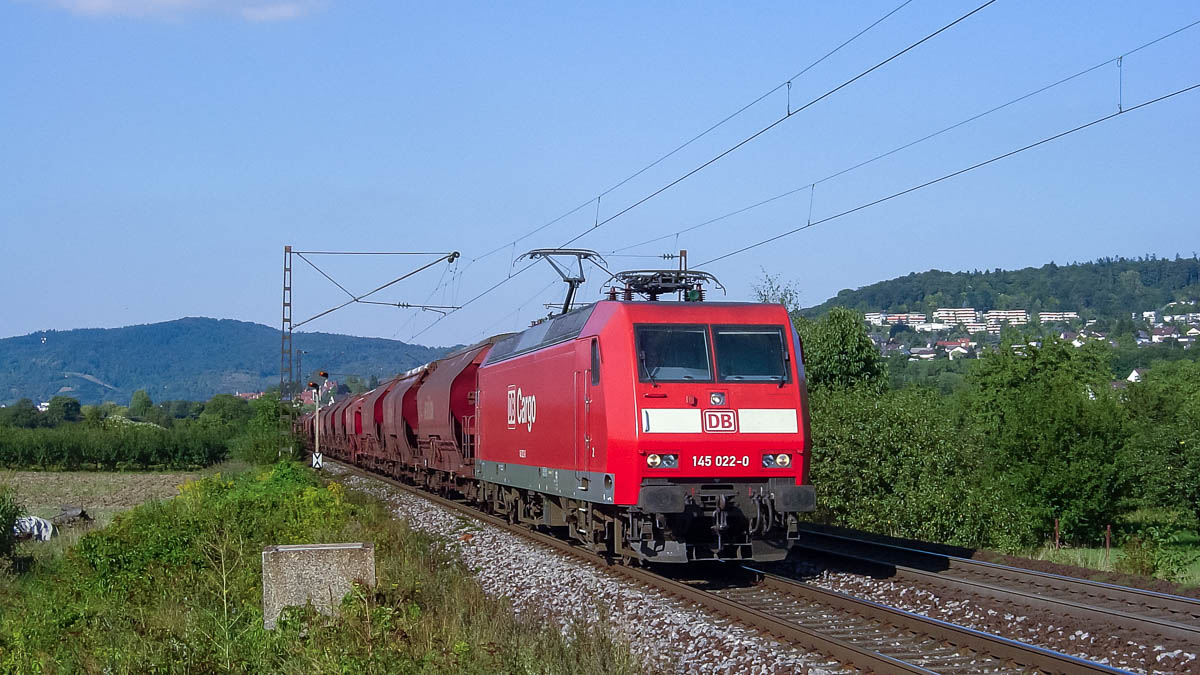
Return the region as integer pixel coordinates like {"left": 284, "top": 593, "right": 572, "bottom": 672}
{"left": 129, "top": 390, "right": 153, "bottom": 419}
{"left": 198, "top": 394, "right": 252, "bottom": 427}
{"left": 752, "top": 270, "right": 802, "bottom": 314}
{"left": 344, "top": 376, "right": 370, "bottom": 394}
{"left": 44, "top": 396, "right": 82, "bottom": 426}
{"left": 1121, "top": 360, "right": 1200, "bottom": 523}
{"left": 81, "top": 405, "right": 104, "bottom": 428}
{"left": 794, "top": 308, "right": 884, "bottom": 391}
{"left": 960, "top": 338, "right": 1130, "bottom": 545}
{"left": 808, "top": 387, "right": 999, "bottom": 547}
{"left": 0, "top": 399, "right": 42, "bottom": 428}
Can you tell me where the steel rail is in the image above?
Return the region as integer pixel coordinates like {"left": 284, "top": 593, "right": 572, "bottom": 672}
{"left": 792, "top": 528, "right": 1200, "bottom": 647}
{"left": 325, "top": 460, "right": 1129, "bottom": 674}
{"left": 743, "top": 568, "right": 1131, "bottom": 675}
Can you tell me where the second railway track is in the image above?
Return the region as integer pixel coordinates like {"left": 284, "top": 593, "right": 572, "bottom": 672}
{"left": 789, "top": 528, "right": 1200, "bottom": 649}
{"left": 328, "top": 460, "right": 1134, "bottom": 674}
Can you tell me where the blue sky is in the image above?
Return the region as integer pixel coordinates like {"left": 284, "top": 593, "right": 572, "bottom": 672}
{"left": 2, "top": 1, "right": 1198, "bottom": 347}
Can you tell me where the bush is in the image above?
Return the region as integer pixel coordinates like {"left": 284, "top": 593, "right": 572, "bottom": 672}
{"left": 806, "top": 387, "right": 999, "bottom": 548}
{"left": 0, "top": 485, "right": 21, "bottom": 560}
{"left": 228, "top": 393, "right": 305, "bottom": 464}
{"left": 1, "top": 463, "right": 641, "bottom": 673}
{"left": 0, "top": 423, "right": 228, "bottom": 471}
{"left": 959, "top": 339, "right": 1131, "bottom": 546}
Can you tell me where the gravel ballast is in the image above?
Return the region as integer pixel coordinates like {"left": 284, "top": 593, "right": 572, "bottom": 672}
{"left": 325, "top": 464, "right": 847, "bottom": 674}
{"left": 778, "top": 558, "right": 1196, "bottom": 674}
{"left": 325, "top": 464, "right": 1192, "bottom": 673}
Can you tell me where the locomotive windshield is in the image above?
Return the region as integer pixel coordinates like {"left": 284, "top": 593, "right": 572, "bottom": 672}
{"left": 635, "top": 324, "right": 712, "bottom": 382}
{"left": 714, "top": 325, "right": 789, "bottom": 382}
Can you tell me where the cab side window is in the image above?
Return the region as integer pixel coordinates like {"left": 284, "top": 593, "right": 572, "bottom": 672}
{"left": 590, "top": 339, "right": 601, "bottom": 386}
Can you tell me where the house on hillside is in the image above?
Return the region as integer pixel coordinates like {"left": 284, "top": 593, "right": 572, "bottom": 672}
{"left": 235, "top": 391, "right": 263, "bottom": 401}
{"left": 914, "top": 322, "right": 949, "bottom": 332}
{"left": 1152, "top": 326, "right": 1179, "bottom": 343}
{"left": 1135, "top": 330, "right": 1152, "bottom": 346}
{"left": 1127, "top": 368, "right": 1148, "bottom": 383}
{"left": 909, "top": 347, "right": 937, "bottom": 361}
{"left": 947, "top": 345, "right": 973, "bottom": 360}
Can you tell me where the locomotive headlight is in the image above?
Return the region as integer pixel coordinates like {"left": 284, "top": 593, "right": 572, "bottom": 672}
{"left": 646, "top": 453, "right": 678, "bottom": 468}
{"left": 710, "top": 392, "right": 726, "bottom": 406}
{"left": 763, "top": 453, "right": 791, "bottom": 468}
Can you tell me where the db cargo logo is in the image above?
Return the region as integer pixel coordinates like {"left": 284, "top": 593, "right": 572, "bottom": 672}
{"left": 703, "top": 409, "right": 737, "bottom": 433}
{"left": 506, "top": 385, "right": 537, "bottom": 431}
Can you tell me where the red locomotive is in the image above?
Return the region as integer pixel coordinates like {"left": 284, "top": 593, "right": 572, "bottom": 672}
{"left": 302, "top": 266, "right": 815, "bottom": 563}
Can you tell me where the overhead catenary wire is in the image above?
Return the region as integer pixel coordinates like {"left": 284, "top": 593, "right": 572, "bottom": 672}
{"left": 696, "top": 82, "right": 1200, "bottom": 268}
{"left": 295, "top": 252, "right": 458, "bottom": 330}
{"left": 392, "top": 259, "right": 456, "bottom": 338}
{"left": 296, "top": 253, "right": 357, "bottom": 300}
{"left": 461, "top": 0, "right": 916, "bottom": 269}
{"left": 416, "top": 2, "right": 994, "bottom": 339}
{"left": 610, "top": 16, "right": 1200, "bottom": 255}
{"left": 558, "top": 0, "right": 998, "bottom": 249}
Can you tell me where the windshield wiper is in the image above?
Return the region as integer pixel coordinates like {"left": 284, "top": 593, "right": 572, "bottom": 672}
{"left": 639, "top": 351, "right": 658, "bottom": 388}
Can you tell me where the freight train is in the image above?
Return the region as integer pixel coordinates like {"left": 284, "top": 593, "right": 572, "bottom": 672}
{"left": 298, "top": 271, "right": 815, "bottom": 563}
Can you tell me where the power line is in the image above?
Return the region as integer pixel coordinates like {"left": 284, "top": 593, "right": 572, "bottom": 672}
{"left": 296, "top": 253, "right": 356, "bottom": 300}
{"left": 559, "top": 0, "right": 998, "bottom": 249}
{"left": 696, "top": 83, "right": 1200, "bottom": 268}
{"left": 293, "top": 251, "right": 449, "bottom": 255}
{"left": 420, "top": 2, "right": 995, "bottom": 340}
{"left": 410, "top": 261, "right": 540, "bottom": 340}
{"left": 463, "top": 0, "right": 916, "bottom": 267}
{"left": 294, "top": 252, "right": 459, "bottom": 329}
{"left": 611, "top": 17, "right": 1200, "bottom": 255}
{"left": 592, "top": 0, "right": 916, "bottom": 202}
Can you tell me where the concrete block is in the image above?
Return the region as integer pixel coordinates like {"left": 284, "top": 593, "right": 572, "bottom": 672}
{"left": 261, "top": 542, "right": 376, "bottom": 630}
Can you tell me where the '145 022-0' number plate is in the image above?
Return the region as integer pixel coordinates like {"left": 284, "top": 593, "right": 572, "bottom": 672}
{"left": 692, "top": 455, "right": 750, "bottom": 467}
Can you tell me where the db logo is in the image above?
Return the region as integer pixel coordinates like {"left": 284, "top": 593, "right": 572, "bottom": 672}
{"left": 506, "top": 385, "right": 536, "bottom": 432}
{"left": 703, "top": 409, "right": 737, "bottom": 433}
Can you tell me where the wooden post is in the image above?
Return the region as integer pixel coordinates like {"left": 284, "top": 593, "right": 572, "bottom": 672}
{"left": 1105, "top": 524, "right": 1112, "bottom": 566}
{"left": 1054, "top": 518, "right": 1060, "bottom": 550}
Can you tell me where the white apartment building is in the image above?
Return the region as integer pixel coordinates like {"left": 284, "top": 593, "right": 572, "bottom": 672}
{"left": 934, "top": 307, "right": 980, "bottom": 324}
{"left": 1039, "top": 311, "right": 1080, "bottom": 324}
{"left": 985, "top": 309, "right": 1029, "bottom": 325}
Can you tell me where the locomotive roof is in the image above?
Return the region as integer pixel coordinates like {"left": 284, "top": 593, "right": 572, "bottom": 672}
{"left": 480, "top": 299, "right": 789, "bottom": 365}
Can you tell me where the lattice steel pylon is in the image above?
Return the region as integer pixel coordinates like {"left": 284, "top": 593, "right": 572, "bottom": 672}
{"left": 280, "top": 245, "right": 294, "bottom": 402}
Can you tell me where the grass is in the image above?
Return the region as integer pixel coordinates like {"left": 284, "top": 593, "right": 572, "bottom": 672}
{"left": 0, "top": 462, "right": 644, "bottom": 673}
{"left": 1030, "top": 509, "right": 1200, "bottom": 587}
{"left": 1, "top": 461, "right": 246, "bottom": 525}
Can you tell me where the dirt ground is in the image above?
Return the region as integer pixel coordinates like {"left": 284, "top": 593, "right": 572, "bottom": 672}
{"left": 3, "top": 461, "right": 243, "bottom": 525}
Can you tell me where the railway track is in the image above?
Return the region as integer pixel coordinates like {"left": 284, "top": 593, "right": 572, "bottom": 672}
{"left": 790, "top": 528, "right": 1200, "bottom": 648}
{"left": 327, "top": 461, "right": 1132, "bottom": 674}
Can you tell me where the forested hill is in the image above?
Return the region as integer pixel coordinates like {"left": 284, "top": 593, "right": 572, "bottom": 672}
{"left": 0, "top": 317, "right": 448, "bottom": 405}
{"left": 801, "top": 256, "right": 1200, "bottom": 319}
